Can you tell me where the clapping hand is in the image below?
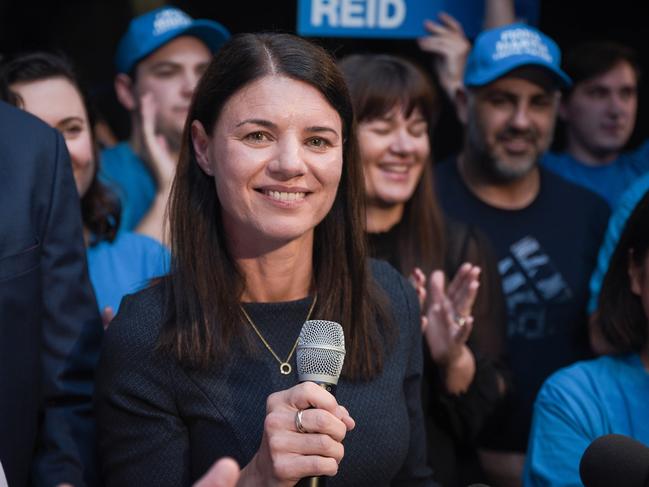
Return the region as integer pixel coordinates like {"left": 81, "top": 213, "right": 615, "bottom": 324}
{"left": 410, "top": 263, "right": 481, "bottom": 393}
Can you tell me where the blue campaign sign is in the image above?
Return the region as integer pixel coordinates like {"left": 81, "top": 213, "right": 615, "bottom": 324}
{"left": 297, "top": 0, "right": 485, "bottom": 40}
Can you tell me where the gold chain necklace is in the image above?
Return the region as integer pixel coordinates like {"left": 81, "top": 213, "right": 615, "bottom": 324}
{"left": 240, "top": 293, "right": 317, "bottom": 375}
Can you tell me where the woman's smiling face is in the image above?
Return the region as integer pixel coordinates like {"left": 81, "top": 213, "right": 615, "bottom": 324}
{"left": 358, "top": 105, "right": 429, "bottom": 207}
{"left": 192, "top": 74, "right": 344, "bottom": 248}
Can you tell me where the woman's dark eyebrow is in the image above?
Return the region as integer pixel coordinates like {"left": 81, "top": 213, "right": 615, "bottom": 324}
{"left": 236, "top": 118, "right": 276, "bottom": 128}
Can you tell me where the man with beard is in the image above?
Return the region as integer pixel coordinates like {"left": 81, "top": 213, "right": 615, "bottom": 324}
{"left": 542, "top": 41, "right": 648, "bottom": 208}
{"left": 102, "top": 7, "right": 229, "bottom": 242}
{"left": 434, "top": 23, "right": 610, "bottom": 487}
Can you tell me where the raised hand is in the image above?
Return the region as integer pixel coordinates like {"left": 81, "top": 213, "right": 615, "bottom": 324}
{"left": 134, "top": 92, "right": 176, "bottom": 244}
{"left": 140, "top": 92, "right": 176, "bottom": 189}
{"left": 417, "top": 12, "right": 471, "bottom": 101}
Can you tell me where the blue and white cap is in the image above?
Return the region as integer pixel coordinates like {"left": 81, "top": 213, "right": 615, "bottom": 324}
{"left": 115, "top": 7, "right": 230, "bottom": 74}
{"left": 464, "top": 23, "right": 571, "bottom": 88}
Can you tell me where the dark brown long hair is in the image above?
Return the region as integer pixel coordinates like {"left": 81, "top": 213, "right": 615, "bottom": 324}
{"left": 0, "top": 51, "right": 120, "bottom": 242}
{"left": 339, "top": 54, "right": 446, "bottom": 275}
{"left": 597, "top": 191, "right": 649, "bottom": 352}
{"left": 160, "top": 33, "right": 391, "bottom": 380}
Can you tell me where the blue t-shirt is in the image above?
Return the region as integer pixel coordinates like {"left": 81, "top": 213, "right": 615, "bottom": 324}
{"left": 542, "top": 140, "right": 649, "bottom": 208}
{"left": 87, "top": 232, "right": 170, "bottom": 314}
{"left": 435, "top": 159, "right": 610, "bottom": 451}
{"left": 524, "top": 354, "right": 649, "bottom": 487}
{"left": 587, "top": 172, "right": 649, "bottom": 313}
{"left": 100, "top": 142, "right": 156, "bottom": 233}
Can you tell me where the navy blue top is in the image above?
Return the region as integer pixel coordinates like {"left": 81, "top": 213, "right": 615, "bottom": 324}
{"left": 95, "top": 259, "right": 436, "bottom": 486}
{"left": 434, "top": 159, "right": 610, "bottom": 451}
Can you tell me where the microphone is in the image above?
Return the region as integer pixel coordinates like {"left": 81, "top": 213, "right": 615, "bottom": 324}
{"left": 295, "top": 320, "right": 346, "bottom": 487}
{"left": 579, "top": 434, "right": 649, "bottom": 487}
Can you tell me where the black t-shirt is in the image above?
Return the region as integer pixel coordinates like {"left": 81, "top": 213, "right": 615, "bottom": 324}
{"left": 434, "top": 158, "right": 610, "bottom": 452}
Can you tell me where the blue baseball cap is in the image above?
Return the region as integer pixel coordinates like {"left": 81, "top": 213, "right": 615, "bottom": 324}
{"left": 115, "top": 7, "right": 230, "bottom": 74}
{"left": 464, "top": 23, "right": 571, "bottom": 89}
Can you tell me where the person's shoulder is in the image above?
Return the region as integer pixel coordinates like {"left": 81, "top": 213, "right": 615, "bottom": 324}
{"left": 369, "top": 258, "right": 418, "bottom": 323}
{"left": 91, "top": 232, "right": 170, "bottom": 277}
{"left": 538, "top": 355, "right": 616, "bottom": 403}
{"left": 540, "top": 166, "right": 610, "bottom": 213}
{"left": 541, "top": 150, "right": 573, "bottom": 168}
{"left": 369, "top": 257, "right": 406, "bottom": 289}
{"left": 112, "top": 231, "right": 169, "bottom": 253}
{"left": 96, "top": 283, "right": 174, "bottom": 403}
{"left": 119, "top": 232, "right": 171, "bottom": 275}
{"left": 89, "top": 232, "right": 164, "bottom": 259}
{"left": 102, "top": 283, "right": 166, "bottom": 354}
{"left": 541, "top": 165, "right": 599, "bottom": 198}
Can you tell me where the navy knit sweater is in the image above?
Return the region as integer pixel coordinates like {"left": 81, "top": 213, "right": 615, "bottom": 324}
{"left": 95, "top": 259, "right": 435, "bottom": 486}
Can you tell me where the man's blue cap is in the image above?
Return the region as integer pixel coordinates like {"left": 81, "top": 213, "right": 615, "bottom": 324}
{"left": 464, "top": 23, "right": 571, "bottom": 89}
{"left": 115, "top": 7, "right": 230, "bottom": 74}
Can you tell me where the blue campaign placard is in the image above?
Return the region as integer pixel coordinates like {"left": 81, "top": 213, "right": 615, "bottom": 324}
{"left": 297, "top": 0, "right": 485, "bottom": 40}
{"left": 296, "top": 0, "right": 539, "bottom": 40}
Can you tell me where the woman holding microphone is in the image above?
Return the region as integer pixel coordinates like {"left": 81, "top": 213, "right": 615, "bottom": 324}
{"left": 95, "top": 32, "right": 435, "bottom": 486}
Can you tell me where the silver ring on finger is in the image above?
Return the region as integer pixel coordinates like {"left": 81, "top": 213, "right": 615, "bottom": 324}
{"left": 295, "top": 409, "right": 307, "bottom": 433}
{"left": 454, "top": 314, "right": 467, "bottom": 328}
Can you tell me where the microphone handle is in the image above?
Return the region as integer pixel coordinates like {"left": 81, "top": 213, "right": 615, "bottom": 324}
{"left": 296, "top": 477, "right": 325, "bottom": 487}
{"left": 296, "top": 381, "right": 337, "bottom": 487}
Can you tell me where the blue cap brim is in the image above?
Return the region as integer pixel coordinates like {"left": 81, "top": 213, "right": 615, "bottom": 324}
{"left": 465, "top": 58, "right": 572, "bottom": 89}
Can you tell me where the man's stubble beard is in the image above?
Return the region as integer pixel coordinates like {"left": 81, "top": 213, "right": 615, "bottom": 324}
{"left": 465, "top": 114, "right": 553, "bottom": 184}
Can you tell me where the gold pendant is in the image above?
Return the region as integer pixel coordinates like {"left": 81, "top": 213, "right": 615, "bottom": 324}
{"left": 280, "top": 362, "right": 292, "bottom": 375}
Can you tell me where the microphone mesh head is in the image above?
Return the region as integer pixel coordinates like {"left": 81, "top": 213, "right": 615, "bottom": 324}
{"left": 579, "top": 434, "right": 649, "bottom": 487}
{"left": 296, "top": 320, "right": 345, "bottom": 383}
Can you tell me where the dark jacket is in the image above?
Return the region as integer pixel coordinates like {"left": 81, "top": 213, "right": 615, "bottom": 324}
{"left": 0, "top": 101, "right": 103, "bottom": 486}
